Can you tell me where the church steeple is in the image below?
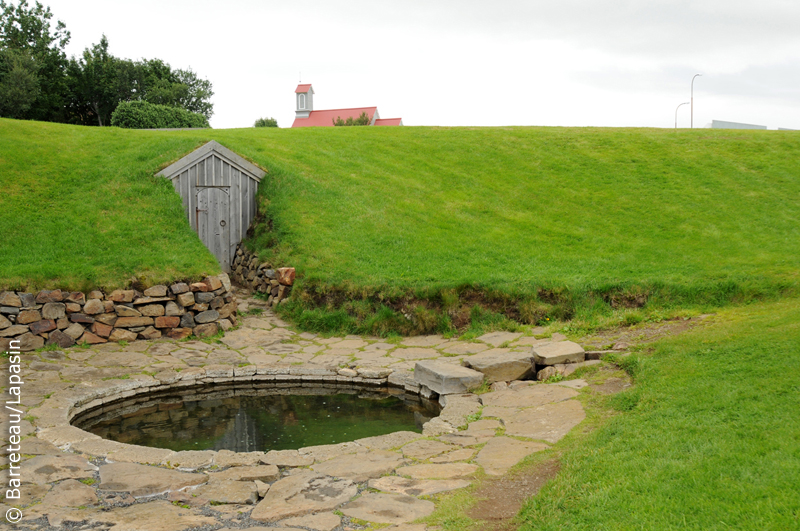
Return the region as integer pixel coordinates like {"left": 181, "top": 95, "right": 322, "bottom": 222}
{"left": 295, "top": 84, "right": 314, "bottom": 119}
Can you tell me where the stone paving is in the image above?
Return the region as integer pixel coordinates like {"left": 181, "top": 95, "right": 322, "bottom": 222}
{"left": 1, "top": 290, "right": 601, "bottom": 530}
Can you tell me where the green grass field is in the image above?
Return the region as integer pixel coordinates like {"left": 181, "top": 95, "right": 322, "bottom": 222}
{"left": 517, "top": 297, "right": 800, "bottom": 530}
{"left": 232, "top": 125, "right": 800, "bottom": 333}
{"left": 0, "top": 118, "right": 220, "bottom": 290}
{"left": 1, "top": 119, "right": 798, "bottom": 328}
{"left": 246, "top": 126, "right": 800, "bottom": 294}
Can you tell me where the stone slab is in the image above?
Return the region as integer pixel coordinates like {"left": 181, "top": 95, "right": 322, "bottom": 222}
{"left": 480, "top": 383, "right": 578, "bottom": 408}
{"left": 340, "top": 492, "right": 435, "bottom": 525}
{"left": 368, "top": 476, "right": 471, "bottom": 496}
{"left": 474, "top": 436, "right": 549, "bottom": 475}
{"left": 36, "top": 426, "right": 101, "bottom": 447}
{"left": 463, "top": 350, "right": 534, "bottom": 382}
{"left": 251, "top": 470, "right": 358, "bottom": 522}
{"left": 212, "top": 449, "right": 264, "bottom": 468}
{"left": 438, "top": 394, "right": 482, "bottom": 428}
{"left": 41, "top": 479, "right": 99, "bottom": 507}
{"left": 298, "top": 442, "right": 367, "bottom": 463}
{"left": 193, "top": 479, "right": 258, "bottom": 504}
{"left": 108, "top": 444, "right": 176, "bottom": 465}
{"left": 19, "top": 438, "right": 61, "bottom": 456}
{"left": 422, "top": 417, "right": 457, "bottom": 437}
{"left": 24, "top": 454, "right": 98, "bottom": 484}
{"left": 503, "top": 399, "right": 586, "bottom": 443}
{"left": 208, "top": 465, "right": 279, "bottom": 483}
{"left": 82, "top": 500, "right": 216, "bottom": 531}
{"left": 399, "top": 335, "right": 445, "bottom": 347}
{"left": 219, "top": 327, "right": 283, "bottom": 349}
{"left": 311, "top": 449, "right": 405, "bottom": 482}
{"left": 263, "top": 449, "right": 314, "bottom": 467}
{"left": 98, "top": 462, "right": 208, "bottom": 497}
{"left": 532, "top": 340, "right": 585, "bottom": 365}
{"left": 476, "top": 331, "right": 523, "bottom": 347}
{"left": 168, "top": 450, "right": 216, "bottom": 470}
{"left": 280, "top": 512, "right": 342, "bottom": 531}
{"left": 414, "top": 360, "right": 484, "bottom": 395}
{"left": 402, "top": 439, "right": 454, "bottom": 459}
{"left": 355, "top": 431, "right": 422, "bottom": 450}
{"left": 430, "top": 448, "right": 476, "bottom": 463}
{"left": 395, "top": 462, "right": 479, "bottom": 479}
{"left": 441, "top": 341, "right": 489, "bottom": 355}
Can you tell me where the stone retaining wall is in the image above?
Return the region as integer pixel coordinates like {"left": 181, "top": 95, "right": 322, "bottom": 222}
{"left": 230, "top": 244, "right": 295, "bottom": 308}
{"left": 0, "top": 273, "right": 236, "bottom": 352}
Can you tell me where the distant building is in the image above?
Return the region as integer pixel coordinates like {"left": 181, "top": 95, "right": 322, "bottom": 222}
{"left": 711, "top": 120, "right": 767, "bottom": 130}
{"left": 291, "top": 84, "right": 403, "bottom": 128}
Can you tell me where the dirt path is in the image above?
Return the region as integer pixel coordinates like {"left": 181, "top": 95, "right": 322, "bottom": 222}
{"left": 469, "top": 459, "right": 561, "bottom": 530}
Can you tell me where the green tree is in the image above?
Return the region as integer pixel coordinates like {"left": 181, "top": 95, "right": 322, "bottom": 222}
{"left": 64, "top": 40, "right": 214, "bottom": 126}
{"left": 135, "top": 62, "right": 213, "bottom": 119}
{"left": 135, "top": 58, "right": 174, "bottom": 104}
{"left": 171, "top": 68, "right": 213, "bottom": 119}
{"left": 0, "top": 2, "right": 214, "bottom": 125}
{"left": 332, "top": 111, "right": 371, "bottom": 126}
{"left": 0, "top": 0, "right": 69, "bottom": 121}
{"left": 0, "top": 47, "right": 39, "bottom": 117}
{"left": 254, "top": 116, "right": 277, "bottom": 127}
{"left": 66, "top": 35, "right": 134, "bottom": 126}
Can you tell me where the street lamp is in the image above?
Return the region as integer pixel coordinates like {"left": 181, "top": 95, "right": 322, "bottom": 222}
{"left": 675, "top": 102, "right": 690, "bottom": 129}
{"left": 691, "top": 73, "right": 702, "bottom": 128}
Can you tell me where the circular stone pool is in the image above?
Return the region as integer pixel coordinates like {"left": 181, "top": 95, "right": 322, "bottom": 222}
{"left": 71, "top": 382, "right": 442, "bottom": 452}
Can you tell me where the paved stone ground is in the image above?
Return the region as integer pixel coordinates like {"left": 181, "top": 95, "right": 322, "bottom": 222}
{"left": 1, "top": 289, "right": 600, "bottom": 531}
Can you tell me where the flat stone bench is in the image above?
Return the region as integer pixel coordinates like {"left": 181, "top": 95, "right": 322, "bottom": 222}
{"left": 414, "top": 359, "right": 485, "bottom": 395}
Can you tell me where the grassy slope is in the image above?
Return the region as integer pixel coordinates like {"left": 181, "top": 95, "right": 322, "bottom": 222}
{"left": 231, "top": 126, "right": 800, "bottom": 297}
{"left": 2, "top": 119, "right": 798, "bottom": 302}
{"left": 0, "top": 118, "right": 220, "bottom": 290}
{"left": 518, "top": 296, "right": 800, "bottom": 530}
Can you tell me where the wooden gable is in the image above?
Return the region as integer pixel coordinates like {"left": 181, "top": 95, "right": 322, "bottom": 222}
{"left": 157, "top": 141, "right": 266, "bottom": 272}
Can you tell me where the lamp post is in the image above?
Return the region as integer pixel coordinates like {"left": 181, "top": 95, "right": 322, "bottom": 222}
{"left": 675, "top": 102, "right": 689, "bottom": 129}
{"left": 691, "top": 73, "right": 702, "bottom": 128}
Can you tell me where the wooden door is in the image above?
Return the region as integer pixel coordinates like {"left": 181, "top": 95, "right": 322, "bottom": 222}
{"left": 196, "top": 186, "right": 231, "bottom": 271}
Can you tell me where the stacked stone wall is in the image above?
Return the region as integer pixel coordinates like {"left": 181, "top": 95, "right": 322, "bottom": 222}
{"left": 230, "top": 245, "right": 295, "bottom": 308}
{"left": 0, "top": 273, "right": 236, "bottom": 352}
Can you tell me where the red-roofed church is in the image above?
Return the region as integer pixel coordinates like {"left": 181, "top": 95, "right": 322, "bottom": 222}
{"left": 291, "top": 84, "right": 403, "bottom": 128}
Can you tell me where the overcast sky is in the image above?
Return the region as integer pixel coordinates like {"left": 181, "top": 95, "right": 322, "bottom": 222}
{"left": 47, "top": 0, "right": 800, "bottom": 129}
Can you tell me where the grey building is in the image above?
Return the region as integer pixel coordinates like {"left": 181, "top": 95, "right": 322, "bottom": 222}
{"left": 711, "top": 120, "right": 767, "bottom": 130}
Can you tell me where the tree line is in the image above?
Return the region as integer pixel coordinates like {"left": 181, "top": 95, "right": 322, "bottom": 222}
{"left": 0, "top": 1, "right": 213, "bottom": 126}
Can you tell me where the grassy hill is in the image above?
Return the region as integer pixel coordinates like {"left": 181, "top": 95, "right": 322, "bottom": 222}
{"left": 0, "top": 118, "right": 220, "bottom": 291}
{"left": 1, "top": 119, "right": 798, "bottom": 330}
{"left": 247, "top": 126, "right": 800, "bottom": 293}
{"left": 220, "top": 125, "right": 798, "bottom": 334}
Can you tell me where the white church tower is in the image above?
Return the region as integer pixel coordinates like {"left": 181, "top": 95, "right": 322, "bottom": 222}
{"left": 295, "top": 84, "right": 314, "bottom": 120}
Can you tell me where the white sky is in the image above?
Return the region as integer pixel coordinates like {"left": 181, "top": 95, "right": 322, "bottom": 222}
{"left": 46, "top": 0, "right": 800, "bottom": 129}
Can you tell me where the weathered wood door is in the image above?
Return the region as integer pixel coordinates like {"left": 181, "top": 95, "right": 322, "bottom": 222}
{"left": 196, "top": 186, "right": 231, "bottom": 272}
{"left": 158, "top": 141, "right": 265, "bottom": 273}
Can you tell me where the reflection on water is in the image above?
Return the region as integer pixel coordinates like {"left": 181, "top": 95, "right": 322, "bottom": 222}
{"left": 72, "top": 383, "right": 441, "bottom": 452}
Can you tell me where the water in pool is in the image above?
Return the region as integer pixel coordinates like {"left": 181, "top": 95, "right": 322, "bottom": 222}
{"left": 73, "top": 384, "right": 441, "bottom": 452}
